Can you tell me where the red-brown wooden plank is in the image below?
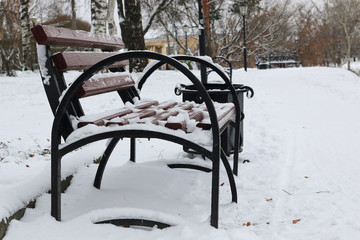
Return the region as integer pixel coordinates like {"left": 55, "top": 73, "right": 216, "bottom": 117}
{"left": 31, "top": 25, "right": 124, "bottom": 50}
{"left": 78, "top": 108, "right": 133, "bottom": 128}
{"left": 178, "top": 102, "right": 195, "bottom": 110}
{"left": 165, "top": 119, "right": 186, "bottom": 131}
{"left": 156, "top": 100, "right": 178, "bottom": 110}
{"left": 188, "top": 110, "right": 204, "bottom": 122}
{"left": 134, "top": 100, "right": 159, "bottom": 109}
{"left": 105, "top": 110, "right": 156, "bottom": 126}
{"left": 77, "top": 100, "right": 158, "bottom": 128}
{"left": 76, "top": 74, "right": 135, "bottom": 98}
{"left": 164, "top": 109, "right": 204, "bottom": 132}
{"left": 197, "top": 105, "right": 235, "bottom": 130}
{"left": 216, "top": 106, "right": 236, "bottom": 130}
{"left": 151, "top": 111, "right": 179, "bottom": 125}
{"left": 52, "top": 52, "right": 129, "bottom": 71}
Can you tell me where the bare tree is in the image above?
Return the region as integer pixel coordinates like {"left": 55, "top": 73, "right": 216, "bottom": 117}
{"left": 117, "top": 0, "right": 171, "bottom": 71}
{"left": 0, "top": 0, "right": 21, "bottom": 75}
{"left": 324, "top": 0, "right": 360, "bottom": 70}
{"left": 151, "top": 0, "right": 295, "bottom": 67}
{"left": 141, "top": 0, "right": 172, "bottom": 35}
{"left": 220, "top": 0, "right": 296, "bottom": 66}
{"left": 151, "top": 0, "right": 200, "bottom": 55}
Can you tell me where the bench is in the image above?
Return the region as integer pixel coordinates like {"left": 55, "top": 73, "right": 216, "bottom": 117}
{"left": 256, "top": 52, "right": 301, "bottom": 69}
{"left": 31, "top": 25, "right": 246, "bottom": 229}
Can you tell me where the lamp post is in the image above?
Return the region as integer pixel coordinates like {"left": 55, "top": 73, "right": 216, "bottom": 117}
{"left": 198, "top": 0, "right": 207, "bottom": 84}
{"left": 183, "top": 24, "right": 189, "bottom": 55}
{"left": 239, "top": 1, "right": 248, "bottom": 71}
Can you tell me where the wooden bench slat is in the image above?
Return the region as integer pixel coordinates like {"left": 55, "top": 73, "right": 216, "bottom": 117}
{"left": 188, "top": 110, "right": 204, "bottom": 122}
{"left": 197, "top": 105, "right": 235, "bottom": 130}
{"left": 156, "top": 100, "right": 178, "bottom": 110}
{"left": 52, "top": 52, "right": 129, "bottom": 71}
{"left": 77, "top": 100, "right": 158, "bottom": 128}
{"left": 216, "top": 107, "right": 236, "bottom": 130}
{"left": 105, "top": 110, "right": 156, "bottom": 126}
{"left": 164, "top": 109, "right": 204, "bottom": 131}
{"left": 31, "top": 25, "right": 124, "bottom": 50}
{"left": 157, "top": 102, "right": 198, "bottom": 131}
{"left": 151, "top": 111, "right": 179, "bottom": 125}
{"left": 77, "top": 73, "right": 135, "bottom": 98}
{"left": 178, "top": 102, "right": 194, "bottom": 110}
{"left": 134, "top": 100, "right": 159, "bottom": 109}
{"left": 77, "top": 109, "right": 133, "bottom": 128}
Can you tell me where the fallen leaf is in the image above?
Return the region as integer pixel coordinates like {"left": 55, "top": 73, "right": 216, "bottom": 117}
{"left": 266, "top": 198, "right": 273, "bottom": 202}
{"left": 293, "top": 219, "right": 301, "bottom": 224}
{"left": 304, "top": 176, "right": 309, "bottom": 178}
{"left": 243, "top": 222, "right": 251, "bottom": 226}
{"left": 29, "top": 154, "right": 35, "bottom": 158}
{"left": 220, "top": 182, "right": 225, "bottom": 186}
{"left": 25, "top": 165, "right": 30, "bottom": 168}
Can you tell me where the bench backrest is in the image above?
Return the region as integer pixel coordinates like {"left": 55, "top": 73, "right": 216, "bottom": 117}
{"left": 31, "top": 25, "right": 133, "bottom": 139}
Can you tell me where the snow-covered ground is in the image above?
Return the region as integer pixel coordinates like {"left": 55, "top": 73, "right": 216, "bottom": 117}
{"left": 1, "top": 66, "right": 360, "bottom": 239}
{"left": 349, "top": 60, "right": 360, "bottom": 76}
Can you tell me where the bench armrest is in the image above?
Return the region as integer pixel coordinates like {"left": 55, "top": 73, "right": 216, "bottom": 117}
{"left": 52, "top": 52, "right": 221, "bottom": 150}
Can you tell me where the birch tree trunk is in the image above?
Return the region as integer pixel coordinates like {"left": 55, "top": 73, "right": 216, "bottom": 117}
{"left": 107, "top": 0, "right": 117, "bottom": 35}
{"left": 91, "top": 0, "right": 107, "bottom": 34}
{"left": 342, "top": 22, "right": 352, "bottom": 70}
{"left": 20, "top": 0, "right": 32, "bottom": 70}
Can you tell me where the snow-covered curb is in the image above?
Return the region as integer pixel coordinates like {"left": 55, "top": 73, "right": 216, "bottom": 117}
{"left": 0, "top": 142, "right": 105, "bottom": 239}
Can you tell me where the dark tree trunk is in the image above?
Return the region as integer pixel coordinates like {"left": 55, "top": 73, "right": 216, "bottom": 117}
{"left": 117, "top": 0, "right": 147, "bottom": 72}
{"left": 71, "top": 0, "right": 77, "bottom": 30}
{"left": 203, "top": 0, "right": 214, "bottom": 57}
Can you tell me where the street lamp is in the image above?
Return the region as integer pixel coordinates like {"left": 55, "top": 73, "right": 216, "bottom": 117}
{"left": 239, "top": 1, "right": 248, "bottom": 71}
{"left": 183, "top": 24, "right": 189, "bottom": 55}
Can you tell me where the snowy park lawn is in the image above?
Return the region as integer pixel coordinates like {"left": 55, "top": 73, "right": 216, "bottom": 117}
{"left": 1, "top": 67, "right": 360, "bottom": 239}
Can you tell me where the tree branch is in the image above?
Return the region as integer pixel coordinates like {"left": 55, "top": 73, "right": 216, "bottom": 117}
{"left": 143, "top": 0, "right": 172, "bottom": 35}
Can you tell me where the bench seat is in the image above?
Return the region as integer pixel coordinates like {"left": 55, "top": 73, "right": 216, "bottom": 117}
{"left": 76, "top": 100, "right": 235, "bottom": 132}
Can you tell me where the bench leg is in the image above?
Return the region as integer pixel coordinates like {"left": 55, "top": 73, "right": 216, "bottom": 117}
{"left": 221, "top": 149, "right": 237, "bottom": 203}
{"left": 210, "top": 152, "right": 220, "bottom": 228}
{"left": 233, "top": 119, "right": 241, "bottom": 176}
{"left": 51, "top": 151, "right": 61, "bottom": 221}
{"left": 94, "top": 138, "right": 121, "bottom": 189}
{"left": 130, "top": 137, "right": 136, "bottom": 162}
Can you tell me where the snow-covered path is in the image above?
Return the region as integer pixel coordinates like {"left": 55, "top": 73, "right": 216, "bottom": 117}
{"left": 1, "top": 67, "right": 360, "bottom": 239}
{"left": 241, "top": 68, "right": 360, "bottom": 238}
